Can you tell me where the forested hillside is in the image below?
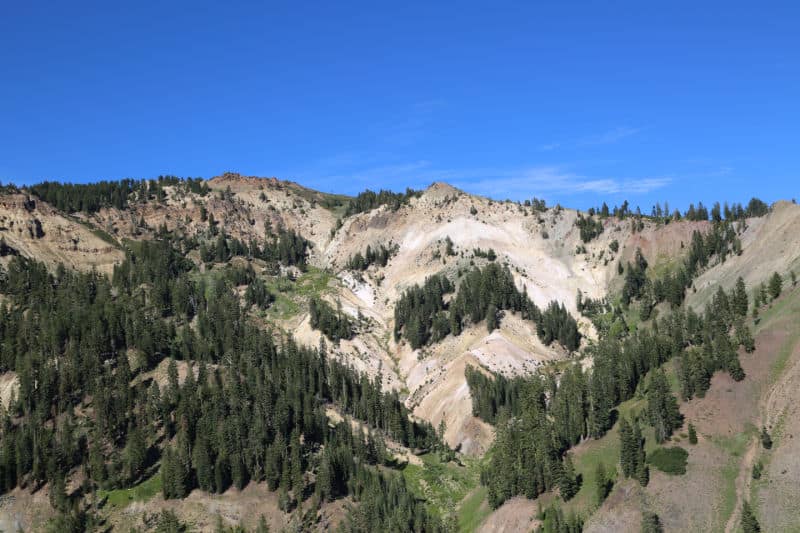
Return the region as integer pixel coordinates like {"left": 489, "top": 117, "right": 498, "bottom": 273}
{"left": 0, "top": 175, "right": 798, "bottom": 532}
{"left": 0, "top": 237, "right": 442, "bottom": 532}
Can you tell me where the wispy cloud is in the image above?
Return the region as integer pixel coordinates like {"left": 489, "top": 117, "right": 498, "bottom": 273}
{"left": 451, "top": 166, "right": 671, "bottom": 198}
{"left": 295, "top": 157, "right": 674, "bottom": 199}
{"left": 538, "top": 125, "right": 643, "bottom": 152}
{"left": 295, "top": 159, "right": 446, "bottom": 192}
{"left": 537, "top": 142, "right": 561, "bottom": 151}
{"left": 579, "top": 126, "right": 642, "bottom": 146}
{"left": 704, "top": 165, "right": 733, "bottom": 178}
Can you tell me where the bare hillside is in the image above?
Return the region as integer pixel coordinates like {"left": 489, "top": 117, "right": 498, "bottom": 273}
{"left": 688, "top": 201, "right": 800, "bottom": 309}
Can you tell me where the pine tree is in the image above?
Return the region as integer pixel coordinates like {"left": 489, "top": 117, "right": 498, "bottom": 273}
{"left": 751, "top": 461, "right": 763, "bottom": 480}
{"left": 760, "top": 427, "right": 772, "bottom": 449}
{"left": 740, "top": 501, "right": 761, "bottom": 532}
{"left": 768, "top": 272, "right": 782, "bottom": 300}
{"left": 735, "top": 318, "right": 756, "bottom": 353}
{"left": 123, "top": 426, "right": 147, "bottom": 483}
{"left": 264, "top": 435, "right": 284, "bottom": 491}
{"left": 758, "top": 282, "right": 768, "bottom": 306}
{"left": 193, "top": 437, "right": 214, "bottom": 492}
{"left": 728, "top": 356, "right": 746, "bottom": 382}
{"left": 256, "top": 516, "right": 270, "bottom": 533}
{"left": 733, "top": 277, "right": 748, "bottom": 317}
{"left": 595, "top": 462, "right": 611, "bottom": 506}
{"left": 277, "top": 486, "right": 291, "bottom": 512}
{"left": 167, "top": 357, "right": 180, "bottom": 407}
{"left": 559, "top": 454, "right": 579, "bottom": 501}
{"left": 647, "top": 370, "right": 682, "bottom": 443}
{"left": 641, "top": 511, "right": 663, "bottom": 533}
{"left": 87, "top": 431, "right": 107, "bottom": 487}
{"left": 688, "top": 423, "right": 698, "bottom": 445}
{"left": 619, "top": 417, "right": 635, "bottom": 477}
{"left": 162, "top": 446, "right": 187, "bottom": 499}
{"left": 289, "top": 430, "right": 304, "bottom": 498}
{"left": 214, "top": 454, "right": 231, "bottom": 493}
{"left": 632, "top": 421, "right": 648, "bottom": 486}
{"left": 486, "top": 304, "right": 498, "bottom": 332}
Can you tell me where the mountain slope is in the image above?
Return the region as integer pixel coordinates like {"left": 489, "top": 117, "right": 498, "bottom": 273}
{"left": 1, "top": 175, "right": 798, "bottom": 532}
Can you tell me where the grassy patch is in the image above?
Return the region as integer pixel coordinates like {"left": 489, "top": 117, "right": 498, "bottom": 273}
{"left": 718, "top": 458, "right": 740, "bottom": 529}
{"left": 221, "top": 266, "right": 331, "bottom": 322}
{"left": 565, "top": 393, "right": 661, "bottom": 516}
{"left": 267, "top": 292, "right": 301, "bottom": 320}
{"left": 663, "top": 359, "right": 682, "bottom": 396}
{"left": 617, "top": 396, "right": 646, "bottom": 421}
{"left": 647, "top": 446, "right": 688, "bottom": 475}
{"left": 294, "top": 267, "right": 334, "bottom": 297}
{"left": 713, "top": 426, "right": 756, "bottom": 457}
{"left": 754, "top": 284, "right": 800, "bottom": 334}
{"left": 260, "top": 267, "right": 334, "bottom": 321}
{"left": 457, "top": 486, "right": 491, "bottom": 533}
{"left": 565, "top": 427, "right": 620, "bottom": 514}
{"left": 768, "top": 318, "right": 800, "bottom": 383}
{"left": 69, "top": 216, "right": 121, "bottom": 248}
{"left": 648, "top": 253, "right": 685, "bottom": 281}
{"left": 713, "top": 427, "right": 757, "bottom": 528}
{"left": 402, "top": 454, "right": 482, "bottom": 524}
{"left": 289, "top": 184, "right": 351, "bottom": 214}
{"left": 98, "top": 471, "right": 162, "bottom": 508}
{"left": 89, "top": 226, "right": 121, "bottom": 247}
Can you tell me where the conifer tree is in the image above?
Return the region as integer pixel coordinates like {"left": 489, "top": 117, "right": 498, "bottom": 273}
{"left": 559, "top": 454, "right": 579, "bottom": 501}
{"left": 256, "top": 516, "right": 270, "bottom": 533}
{"left": 633, "top": 421, "right": 648, "bottom": 486}
{"left": 647, "top": 370, "right": 682, "bottom": 443}
{"left": 123, "top": 426, "right": 147, "bottom": 483}
{"left": 760, "top": 427, "right": 772, "bottom": 449}
{"left": 733, "top": 277, "right": 749, "bottom": 317}
{"left": 620, "top": 417, "right": 647, "bottom": 485}
{"left": 595, "top": 462, "right": 612, "bottom": 506}
{"left": 619, "top": 417, "right": 635, "bottom": 477}
{"left": 741, "top": 501, "right": 761, "bottom": 533}
{"left": 486, "top": 304, "right": 498, "bottom": 332}
{"left": 769, "top": 272, "right": 783, "bottom": 300}
{"left": 688, "top": 423, "right": 698, "bottom": 445}
{"left": 734, "top": 318, "right": 756, "bottom": 353}
{"left": 641, "top": 511, "right": 663, "bottom": 533}
{"left": 193, "top": 437, "right": 214, "bottom": 492}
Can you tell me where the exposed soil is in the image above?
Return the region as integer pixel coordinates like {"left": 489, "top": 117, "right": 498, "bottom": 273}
{"left": 0, "top": 371, "right": 19, "bottom": 409}
{"left": 688, "top": 201, "right": 800, "bottom": 310}
{"left": 479, "top": 496, "right": 540, "bottom": 532}
{"left": 0, "top": 486, "right": 55, "bottom": 532}
{"left": 106, "top": 482, "right": 349, "bottom": 532}
{"left": 584, "top": 480, "right": 643, "bottom": 533}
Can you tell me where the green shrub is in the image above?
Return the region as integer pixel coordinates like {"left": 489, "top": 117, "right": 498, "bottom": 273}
{"left": 647, "top": 447, "right": 688, "bottom": 475}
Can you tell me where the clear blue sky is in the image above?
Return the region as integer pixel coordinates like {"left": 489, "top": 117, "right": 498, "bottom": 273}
{"left": 1, "top": 1, "right": 798, "bottom": 211}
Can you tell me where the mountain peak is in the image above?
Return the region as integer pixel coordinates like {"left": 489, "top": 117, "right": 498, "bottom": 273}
{"left": 425, "top": 181, "right": 463, "bottom": 197}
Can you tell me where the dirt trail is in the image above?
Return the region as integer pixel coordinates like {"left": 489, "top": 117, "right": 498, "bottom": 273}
{"left": 724, "top": 322, "right": 800, "bottom": 533}
{"left": 724, "top": 438, "right": 758, "bottom": 533}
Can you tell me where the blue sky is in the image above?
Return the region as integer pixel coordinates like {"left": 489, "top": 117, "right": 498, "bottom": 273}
{"left": 1, "top": 1, "right": 798, "bottom": 211}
